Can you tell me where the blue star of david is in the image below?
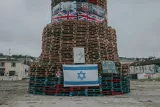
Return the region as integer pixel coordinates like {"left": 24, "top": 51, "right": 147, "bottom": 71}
{"left": 77, "top": 71, "right": 86, "bottom": 80}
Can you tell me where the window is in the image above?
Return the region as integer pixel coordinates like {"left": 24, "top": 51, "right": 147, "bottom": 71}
{"left": 11, "top": 62, "right": 16, "bottom": 67}
{"left": 0, "top": 62, "right": 5, "bottom": 67}
{"left": 9, "top": 71, "right": 16, "bottom": 76}
{"left": 0, "top": 69, "right": 4, "bottom": 76}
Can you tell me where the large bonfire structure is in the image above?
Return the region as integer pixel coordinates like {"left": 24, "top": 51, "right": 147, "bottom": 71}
{"left": 29, "top": 0, "right": 130, "bottom": 96}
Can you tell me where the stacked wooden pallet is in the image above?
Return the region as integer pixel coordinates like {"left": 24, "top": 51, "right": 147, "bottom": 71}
{"left": 107, "top": 26, "right": 119, "bottom": 62}
{"left": 29, "top": 64, "right": 130, "bottom": 96}
{"left": 28, "top": 0, "right": 130, "bottom": 96}
{"left": 40, "top": 20, "right": 113, "bottom": 67}
{"left": 100, "top": 73, "right": 130, "bottom": 96}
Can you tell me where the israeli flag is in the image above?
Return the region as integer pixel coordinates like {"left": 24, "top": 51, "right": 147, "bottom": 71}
{"left": 63, "top": 64, "right": 99, "bottom": 87}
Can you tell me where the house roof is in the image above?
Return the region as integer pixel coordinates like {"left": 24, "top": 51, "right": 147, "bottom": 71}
{"left": 130, "top": 59, "right": 160, "bottom": 66}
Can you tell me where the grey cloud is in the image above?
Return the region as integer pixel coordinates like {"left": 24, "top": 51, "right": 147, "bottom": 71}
{"left": 0, "top": 0, "right": 50, "bottom": 56}
{"left": 0, "top": 0, "right": 160, "bottom": 58}
{"left": 108, "top": 0, "right": 160, "bottom": 57}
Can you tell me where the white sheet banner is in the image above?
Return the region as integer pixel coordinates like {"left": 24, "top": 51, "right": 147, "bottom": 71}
{"left": 63, "top": 64, "right": 99, "bottom": 87}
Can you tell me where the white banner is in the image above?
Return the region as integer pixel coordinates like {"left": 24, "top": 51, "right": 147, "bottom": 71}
{"left": 63, "top": 64, "right": 99, "bottom": 87}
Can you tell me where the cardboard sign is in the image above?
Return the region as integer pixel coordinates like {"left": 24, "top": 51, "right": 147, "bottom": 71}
{"left": 101, "top": 61, "right": 117, "bottom": 73}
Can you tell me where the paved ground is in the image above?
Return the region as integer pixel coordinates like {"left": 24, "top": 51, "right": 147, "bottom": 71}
{"left": 0, "top": 80, "right": 160, "bottom": 107}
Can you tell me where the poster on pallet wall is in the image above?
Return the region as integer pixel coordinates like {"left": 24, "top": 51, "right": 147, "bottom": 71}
{"left": 60, "top": 1, "right": 77, "bottom": 12}
{"left": 88, "top": 3, "right": 93, "bottom": 13}
{"left": 93, "top": 5, "right": 104, "bottom": 17}
{"left": 143, "top": 64, "right": 155, "bottom": 74}
{"left": 95, "top": 15, "right": 104, "bottom": 23}
{"left": 78, "top": 11, "right": 87, "bottom": 21}
{"left": 73, "top": 47, "right": 85, "bottom": 63}
{"left": 88, "top": 12, "right": 96, "bottom": 22}
{"left": 77, "top": 2, "right": 89, "bottom": 12}
{"left": 63, "top": 64, "right": 99, "bottom": 87}
{"left": 101, "top": 61, "right": 117, "bottom": 73}
{"left": 53, "top": 3, "right": 61, "bottom": 16}
{"left": 53, "top": 1, "right": 77, "bottom": 21}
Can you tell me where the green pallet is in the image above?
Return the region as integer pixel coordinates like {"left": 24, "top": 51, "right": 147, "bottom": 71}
{"left": 102, "top": 86, "right": 112, "bottom": 89}
{"left": 34, "top": 78, "right": 46, "bottom": 80}
{"left": 45, "top": 81, "right": 57, "bottom": 84}
{"left": 122, "top": 89, "right": 130, "bottom": 91}
{"left": 87, "top": 89, "right": 101, "bottom": 91}
{"left": 122, "top": 84, "right": 130, "bottom": 86}
{"left": 122, "top": 88, "right": 130, "bottom": 90}
{"left": 113, "top": 83, "right": 122, "bottom": 85}
{"left": 101, "top": 82, "right": 113, "bottom": 85}
{"left": 35, "top": 79, "right": 45, "bottom": 81}
{"left": 122, "top": 90, "right": 130, "bottom": 93}
{"left": 113, "top": 87, "right": 122, "bottom": 89}
{"left": 113, "top": 88, "right": 122, "bottom": 91}
{"left": 45, "top": 78, "right": 59, "bottom": 81}
{"left": 121, "top": 81, "right": 130, "bottom": 84}
{"left": 45, "top": 83, "right": 57, "bottom": 86}
{"left": 34, "top": 84, "right": 46, "bottom": 86}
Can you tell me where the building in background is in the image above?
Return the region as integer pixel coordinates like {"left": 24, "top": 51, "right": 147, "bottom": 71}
{"left": 0, "top": 59, "right": 29, "bottom": 81}
{"left": 130, "top": 59, "right": 160, "bottom": 79}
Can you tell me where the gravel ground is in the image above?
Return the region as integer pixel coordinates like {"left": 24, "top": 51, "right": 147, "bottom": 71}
{"left": 0, "top": 80, "right": 160, "bottom": 107}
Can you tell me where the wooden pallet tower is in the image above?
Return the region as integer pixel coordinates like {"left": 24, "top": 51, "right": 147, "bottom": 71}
{"left": 29, "top": 0, "right": 130, "bottom": 96}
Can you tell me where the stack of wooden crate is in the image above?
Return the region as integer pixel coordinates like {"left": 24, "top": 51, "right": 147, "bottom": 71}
{"left": 28, "top": 0, "right": 131, "bottom": 96}
{"left": 107, "top": 26, "right": 119, "bottom": 62}
{"left": 40, "top": 20, "right": 117, "bottom": 66}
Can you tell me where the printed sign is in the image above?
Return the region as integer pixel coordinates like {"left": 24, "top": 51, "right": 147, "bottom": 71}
{"left": 61, "top": 1, "right": 76, "bottom": 12}
{"left": 73, "top": 47, "right": 85, "bottom": 63}
{"left": 101, "top": 61, "right": 117, "bottom": 73}
{"left": 52, "top": 1, "right": 105, "bottom": 23}
{"left": 53, "top": 3, "right": 61, "bottom": 16}
{"left": 77, "top": 2, "right": 89, "bottom": 11}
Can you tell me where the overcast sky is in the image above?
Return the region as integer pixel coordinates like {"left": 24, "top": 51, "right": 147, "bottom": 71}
{"left": 0, "top": 0, "right": 160, "bottom": 58}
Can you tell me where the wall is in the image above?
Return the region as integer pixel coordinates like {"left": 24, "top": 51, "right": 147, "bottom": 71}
{"left": 156, "top": 73, "right": 160, "bottom": 78}
{"left": 0, "top": 61, "right": 29, "bottom": 81}
{"left": 23, "top": 64, "right": 29, "bottom": 78}
{"left": 129, "top": 66, "right": 135, "bottom": 74}
{"left": 4, "top": 62, "right": 23, "bottom": 80}
{"left": 130, "top": 64, "right": 156, "bottom": 74}
{"left": 137, "top": 73, "right": 157, "bottom": 79}
{"left": 0, "top": 76, "right": 18, "bottom": 81}
{"left": 143, "top": 65, "right": 155, "bottom": 73}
